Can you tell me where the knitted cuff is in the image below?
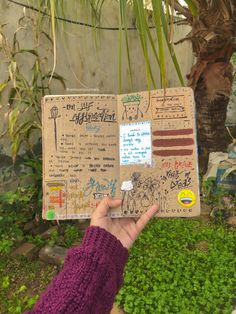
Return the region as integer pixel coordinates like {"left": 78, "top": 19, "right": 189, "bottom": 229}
{"left": 81, "top": 226, "right": 129, "bottom": 268}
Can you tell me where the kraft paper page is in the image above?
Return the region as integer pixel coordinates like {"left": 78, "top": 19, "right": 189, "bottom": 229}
{"left": 42, "top": 87, "right": 200, "bottom": 220}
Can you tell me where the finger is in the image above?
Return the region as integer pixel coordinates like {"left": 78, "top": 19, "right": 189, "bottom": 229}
{"left": 135, "top": 204, "right": 158, "bottom": 234}
{"left": 93, "top": 196, "right": 122, "bottom": 219}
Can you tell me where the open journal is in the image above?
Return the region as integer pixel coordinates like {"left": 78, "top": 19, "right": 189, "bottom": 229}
{"left": 42, "top": 87, "right": 200, "bottom": 220}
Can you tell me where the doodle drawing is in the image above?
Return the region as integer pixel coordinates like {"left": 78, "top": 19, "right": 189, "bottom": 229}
{"left": 46, "top": 181, "right": 66, "bottom": 208}
{"left": 121, "top": 172, "right": 160, "bottom": 215}
{"left": 121, "top": 94, "right": 143, "bottom": 121}
{"left": 49, "top": 105, "right": 60, "bottom": 150}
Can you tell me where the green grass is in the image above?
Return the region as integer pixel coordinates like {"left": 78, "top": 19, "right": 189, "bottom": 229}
{"left": 0, "top": 256, "right": 58, "bottom": 313}
{"left": 0, "top": 214, "right": 235, "bottom": 314}
{"left": 0, "top": 219, "right": 83, "bottom": 313}
{"left": 116, "top": 218, "right": 236, "bottom": 314}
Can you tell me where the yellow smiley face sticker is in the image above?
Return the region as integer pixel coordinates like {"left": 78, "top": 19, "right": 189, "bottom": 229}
{"left": 178, "top": 189, "right": 196, "bottom": 207}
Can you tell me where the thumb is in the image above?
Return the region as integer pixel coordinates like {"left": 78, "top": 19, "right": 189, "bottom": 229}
{"left": 93, "top": 196, "right": 122, "bottom": 219}
{"left": 135, "top": 204, "right": 158, "bottom": 234}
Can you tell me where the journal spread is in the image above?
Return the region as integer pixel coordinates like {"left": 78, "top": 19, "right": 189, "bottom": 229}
{"left": 42, "top": 87, "right": 200, "bottom": 220}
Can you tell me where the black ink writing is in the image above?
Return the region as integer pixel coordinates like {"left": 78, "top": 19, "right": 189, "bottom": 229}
{"left": 70, "top": 107, "right": 116, "bottom": 125}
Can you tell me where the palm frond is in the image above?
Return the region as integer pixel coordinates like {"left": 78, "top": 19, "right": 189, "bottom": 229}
{"left": 49, "top": 0, "right": 56, "bottom": 83}
{"left": 184, "top": 0, "right": 198, "bottom": 16}
{"left": 119, "top": 0, "right": 133, "bottom": 92}
{"left": 151, "top": 0, "right": 166, "bottom": 86}
{"left": 160, "top": 3, "right": 184, "bottom": 86}
{"left": 133, "top": 1, "right": 157, "bottom": 89}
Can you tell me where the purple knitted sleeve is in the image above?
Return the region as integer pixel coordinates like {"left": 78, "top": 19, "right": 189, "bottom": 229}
{"left": 25, "top": 226, "right": 128, "bottom": 314}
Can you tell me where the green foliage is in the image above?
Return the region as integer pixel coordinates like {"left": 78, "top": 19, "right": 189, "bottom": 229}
{"left": 0, "top": 186, "right": 38, "bottom": 254}
{"left": 27, "top": 235, "right": 45, "bottom": 248}
{"left": 201, "top": 177, "right": 236, "bottom": 209}
{"left": 0, "top": 186, "right": 38, "bottom": 225}
{"left": 6, "top": 286, "right": 38, "bottom": 314}
{"left": 27, "top": 223, "right": 81, "bottom": 248}
{"left": 0, "top": 275, "right": 38, "bottom": 313}
{"left": 2, "top": 275, "right": 10, "bottom": 289}
{"left": 201, "top": 177, "right": 221, "bottom": 205}
{"left": 116, "top": 219, "right": 236, "bottom": 314}
{"left": 33, "top": 1, "right": 186, "bottom": 90}
{"left": 0, "top": 253, "right": 56, "bottom": 313}
{"left": 0, "top": 13, "right": 66, "bottom": 219}
{"left": 0, "top": 239, "right": 14, "bottom": 254}
{"left": 0, "top": 212, "right": 23, "bottom": 255}
{"left": 20, "top": 155, "right": 43, "bottom": 211}
{"left": 0, "top": 187, "right": 35, "bottom": 211}
{"left": 63, "top": 224, "right": 80, "bottom": 248}
{"left": 46, "top": 229, "right": 60, "bottom": 247}
{"left": 46, "top": 224, "right": 80, "bottom": 248}
{"left": 0, "top": 16, "right": 65, "bottom": 162}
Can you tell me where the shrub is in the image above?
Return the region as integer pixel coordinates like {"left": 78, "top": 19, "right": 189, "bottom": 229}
{"left": 0, "top": 276, "right": 38, "bottom": 313}
{"left": 63, "top": 224, "right": 80, "bottom": 248}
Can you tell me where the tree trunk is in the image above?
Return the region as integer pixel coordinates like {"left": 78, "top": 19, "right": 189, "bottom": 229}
{"left": 173, "top": 1, "right": 236, "bottom": 173}
{"left": 187, "top": 59, "right": 234, "bottom": 173}
{"left": 194, "top": 66, "right": 232, "bottom": 172}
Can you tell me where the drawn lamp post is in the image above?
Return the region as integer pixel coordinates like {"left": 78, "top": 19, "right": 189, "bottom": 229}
{"left": 50, "top": 105, "right": 60, "bottom": 151}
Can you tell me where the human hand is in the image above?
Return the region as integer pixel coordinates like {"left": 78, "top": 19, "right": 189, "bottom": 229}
{"left": 90, "top": 196, "right": 158, "bottom": 249}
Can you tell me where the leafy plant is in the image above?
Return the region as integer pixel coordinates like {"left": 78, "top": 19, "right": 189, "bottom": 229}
{"left": 116, "top": 219, "right": 236, "bottom": 314}
{"left": 63, "top": 224, "right": 80, "bottom": 248}
{"left": 2, "top": 275, "right": 10, "bottom": 289}
{"left": 27, "top": 235, "right": 45, "bottom": 249}
{"left": 0, "top": 13, "right": 65, "bottom": 218}
{"left": 201, "top": 177, "right": 216, "bottom": 203}
{"left": 0, "top": 15, "right": 65, "bottom": 162}
{"left": 201, "top": 177, "right": 236, "bottom": 224}
{"left": 0, "top": 185, "right": 39, "bottom": 223}
{"left": 201, "top": 177, "right": 235, "bottom": 208}
{"left": 0, "top": 186, "right": 35, "bottom": 211}
{"left": 7, "top": 285, "right": 38, "bottom": 314}
{"left": 0, "top": 239, "right": 14, "bottom": 254}
{"left": 0, "top": 211, "right": 24, "bottom": 255}
{"left": 0, "top": 256, "right": 56, "bottom": 314}
{"left": 20, "top": 154, "right": 43, "bottom": 211}
{"left": 203, "top": 179, "right": 226, "bottom": 207}
{"left": 47, "top": 229, "right": 60, "bottom": 247}
{"left": 0, "top": 186, "right": 38, "bottom": 254}
{"left": 0, "top": 277, "right": 39, "bottom": 314}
